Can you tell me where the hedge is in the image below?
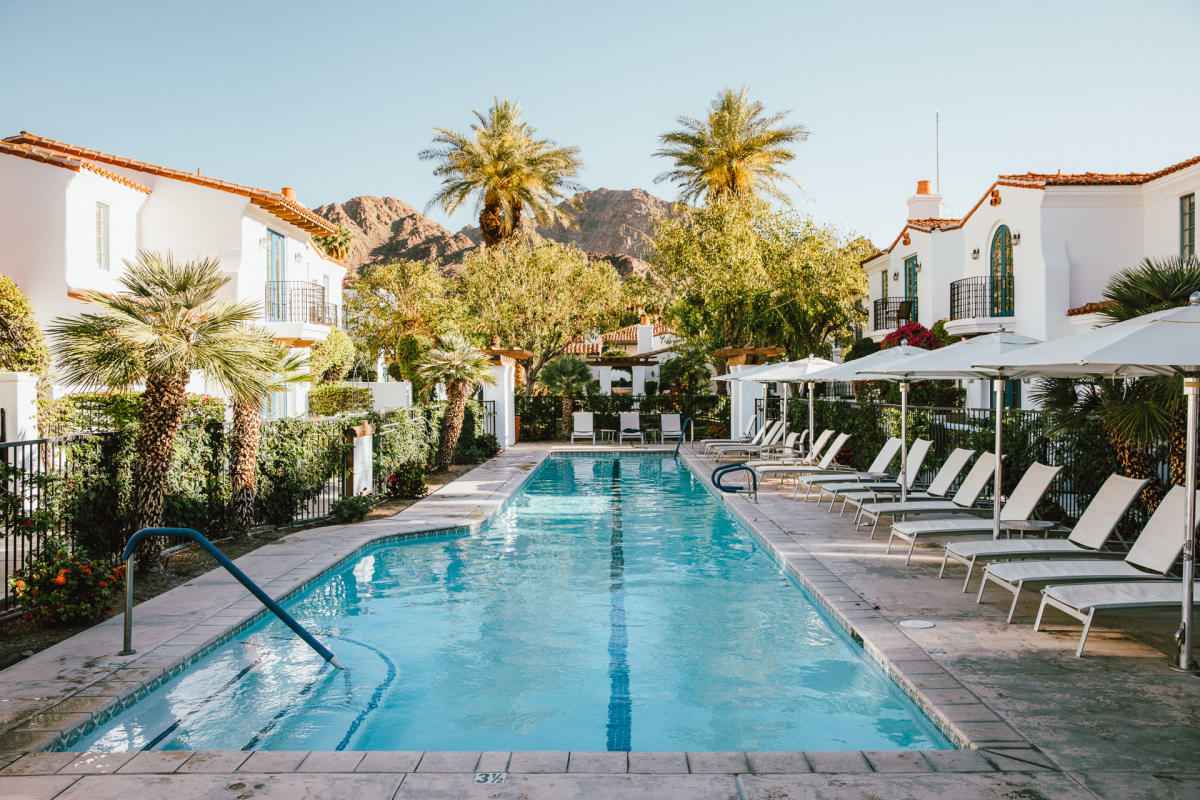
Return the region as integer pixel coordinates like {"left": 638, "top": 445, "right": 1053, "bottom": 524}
{"left": 309, "top": 384, "right": 373, "bottom": 417}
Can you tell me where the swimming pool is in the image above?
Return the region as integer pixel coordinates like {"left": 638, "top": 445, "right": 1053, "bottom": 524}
{"left": 70, "top": 452, "right": 950, "bottom": 752}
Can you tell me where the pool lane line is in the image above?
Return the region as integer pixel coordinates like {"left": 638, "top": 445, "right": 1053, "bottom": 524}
{"left": 332, "top": 635, "right": 398, "bottom": 751}
{"left": 606, "top": 457, "right": 632, "bottom": 752}
{"left": 141, "top": 648, "right": 267, "bottom": 750}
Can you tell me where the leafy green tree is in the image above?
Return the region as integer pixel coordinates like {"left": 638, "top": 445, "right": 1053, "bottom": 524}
{"left": 460, "top": 240, "right": 627, "bottom": 395}
{"left": 655, "top": 86, "right": 808, "bottom": 205}
{"left": 659, "top": 346, "right": 713, "bottom": 394}
{"left": 538, "top": 355, "right": 593, "bottom": 437}
{"left": 308, "top": 327, "right": 355, "bottom": 384}
{"left": 1034, "top": 255, "right": 1200, "bottom": 509}
{"left": 421, "top": 99, "right": 583, "bottom": 246}
{"left": 49, "top": 252, "right": 277, "bottom": 563}
{"left": 417, "top": 334, "right": 496, "bottom": 471}
{"left": 313, "top": 224, "right": 354, "bottom": 261}
{"left": 0, "top": 275, "right": 52, "bottom": 434}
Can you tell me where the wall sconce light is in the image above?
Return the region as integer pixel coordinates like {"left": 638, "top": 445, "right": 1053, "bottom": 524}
{"left": 258, "top": 237, "right": 267, "bottom": 249}
{"left": 914, "top": 261, "right": 921, "bottom": 272}
{"left": 971, "top": 248, "right": 980, "bottom": 260}
{"left": 293, "top": 252, "right": 303, "bottom": 262}
{"left": 892, "top": 271, "right": 899, "bottom": 281}
{"left": 1012, "top": 232, "right": 1021, "bottom": 245}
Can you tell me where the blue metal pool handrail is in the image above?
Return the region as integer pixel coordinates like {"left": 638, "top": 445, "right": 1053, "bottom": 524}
{"left": 711, "top": 463, "right": 757, "bottom": 501}
{"left": 673, "top": 418, "right": 694, "bottom": 457}
{"left": 119, "top": 528, "right": 343, "bottom": 668}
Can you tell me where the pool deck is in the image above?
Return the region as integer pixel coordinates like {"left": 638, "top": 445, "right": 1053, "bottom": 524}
{"left": 0, "top": 442, "right": 1197, "bottom": 799}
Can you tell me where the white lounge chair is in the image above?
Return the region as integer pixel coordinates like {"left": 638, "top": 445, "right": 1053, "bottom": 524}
{"left": 752, "top": 433, "right": 851, "bottom": 488}
{"left": 794, "top": 438, "right": 902, "bottom": 499}
{"left": 858, "top": 452, "right": 998, "bottom": 538}
{"left": 571, "top": 411, "right": 595, "bottom": 444}
{"left": 839, "top": 446, "right": 973, "bottom": 521}
{"left": 977, "top": 485, "right": 1197, "bottom": 623}
{"left": 660, "top": 413, "right": 685, "bottom": 444}
{"left": 779, "top": 429, "right": 834, "bottom": 465}
{"left": 745, "top": 432, "right": 803, "bottom": 466}
{"left": 940, "top": 474, "right": 1147, "bottom": 591}
{"left": 709, "top": 420, "right": 784, "bottom": 460}
{"left": 819, "top": 438, "right": 934, "bottom": 512}
{"left": 1036, "top": 581, "right": 1200, "bottom": 657}
{"left": 699, "top": 418, "right": 767, "bottom": 453}
{"left": 619, "top": 412, "right": 643, "bottom": 445}
{"left": 885, "top": 462, "right": 1063, "bottom": 564}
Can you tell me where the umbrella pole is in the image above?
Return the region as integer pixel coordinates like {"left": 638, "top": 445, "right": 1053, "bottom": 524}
{"left": 808, "top": 382, "right": 815, "bottom": 454}
{"left": 900, "top": 381, "right": 909, "bottom": 503}
{"left": 781, "top": 383, "right": 789, "bottom": 440}
{"left": 1174, "top": 376, "right": 1199, "bottom": 673}
{"left": 992, "top": 379, "right": 1004, "bottom": 540}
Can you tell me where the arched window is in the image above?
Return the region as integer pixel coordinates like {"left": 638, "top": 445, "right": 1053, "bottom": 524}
{"left": 990, "top": 225, "right": 1014, "bottom": 317}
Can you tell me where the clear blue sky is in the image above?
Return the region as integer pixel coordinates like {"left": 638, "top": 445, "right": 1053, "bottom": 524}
{"left": 2, "top": 0, "right": 1196, "bottom": 247}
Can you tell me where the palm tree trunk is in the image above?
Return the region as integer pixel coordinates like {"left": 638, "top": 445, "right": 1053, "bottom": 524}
{"left": 230, "top": 398, "right": 261, "bottom": 537}
{"left": 435, "top": 380, "right": 469, "bottom": 471}
{"left": 560, "top": 390, "right": 573, "bottom": 439}
{"left": 479, "top": 203, "right": 504, "bottom": 247}
{"left": 134, "top": 371, "right": 189, "bottom": 565}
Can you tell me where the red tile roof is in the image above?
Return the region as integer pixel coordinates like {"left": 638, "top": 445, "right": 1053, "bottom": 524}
{"left": 564, "top": 322, "right": 679, "bottom": 355}
{"left": 1000, "top": 154, "right": 1200, "bottom": 187}
{"left": 3, "top": 132, "right": 335, "bottom": 235}
{"left": 1066, "top": 300, "right": 1115, "bottom": 317}
{"left": 0, "top": 141, "right": 152, "bottom": 193}
{"left": 906, "top": 217, "right": 961, "bottom": 231}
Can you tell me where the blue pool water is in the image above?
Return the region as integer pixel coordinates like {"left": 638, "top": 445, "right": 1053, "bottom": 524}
{"left": 71, "top": 453, "right": 950, "bottom": 752}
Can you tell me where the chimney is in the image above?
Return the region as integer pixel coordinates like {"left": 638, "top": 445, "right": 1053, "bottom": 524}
{"left": 281, "top": 187, "right": 296, "bottom": 201}
{"left": 907, "top": 180, "right": 945, "bottom": 220}
{"left": 637, "top": 319, "right": 655, "bottom": 354}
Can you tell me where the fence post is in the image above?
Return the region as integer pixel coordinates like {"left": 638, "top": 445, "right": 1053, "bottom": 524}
{"left": 343, "top": 421, "right": 376, "bottom": 497}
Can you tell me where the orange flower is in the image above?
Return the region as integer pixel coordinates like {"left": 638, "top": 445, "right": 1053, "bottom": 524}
{"left": 82, "top": 567, "right": 91, "bottom": 575}
{"left": 13, "top": 580, "right": 25, "bottom": 590}
{"left": 99, "top": 581, "right": 108, "bottom": 588}
{"left": 54, "top": 575, "right": 67, "bottom": 585}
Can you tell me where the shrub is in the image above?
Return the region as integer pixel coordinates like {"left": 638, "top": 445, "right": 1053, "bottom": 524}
{"left": 386, "top": 461, "right": 427, "bottom": 499}
{"left": 65, "top": 391, "right": 224, "bottom": 433}
{"left": 457, "top": 432, "right": 500, "bottom": 463}
{"left": 844, "top": 336, "right": 880, "bottom": 361}
{"left": 644, "top": 379, "right": 659, "bottom": 395}
{"left": 9, "top": 538, "right": 124, "bottom": 625}
{"left": 881, "top": 321, "right": 940, "bottom": 350}
{"left": 309, "top": 384, "right": 373, "bottom": 417}
{"left": 0, "top": 275, "right": 52, "bottom": 433}
{"left": 308, "top": 328, "right": 356, "bottom": 384}
{"left": 330, "top": 492, "right": 375, "bottom": 523}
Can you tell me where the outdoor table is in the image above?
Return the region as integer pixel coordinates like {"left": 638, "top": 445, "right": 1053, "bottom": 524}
{"left": 645, "top": 429, "right": 661, "bottom": 444}
{"left": 596, "top": 428, "right": 616, "bottom": 444}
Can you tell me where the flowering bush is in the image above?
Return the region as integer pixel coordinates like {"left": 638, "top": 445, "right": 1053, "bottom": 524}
{"left": 9, "top": 539, "right": 124, "bottom": 625}
{"left": 386, "top": 461, "right": 427, "bottom": 499}
{"left": 881, "top": 321, "right": 941, "bottom": 350}
{"left": 330, "top": 491, "right": 375, "bottom": 523}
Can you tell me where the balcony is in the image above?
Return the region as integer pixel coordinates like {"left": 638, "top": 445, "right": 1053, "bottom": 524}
{"left": 872, "top": 297, "right": 918, "bottom": 334}
{"left": 264, "top": 281, "right": 338, "bottom": 345}
{"left": 945, "top": 276, "right": 1013, "bottom": 336}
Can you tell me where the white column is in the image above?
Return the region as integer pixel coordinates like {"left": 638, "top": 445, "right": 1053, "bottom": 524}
{"left": 482, "top": 361, "right": 516, "bottom": 449}
{"left": 633, "top": 366, "right": 646, "bottom": 397}
{"left": 597, "top": 366, "right": 613, "bottom": 395}
{"left": 727, "top": 366, "right": 761, "bottom": 439}
{"left": 0, "top": 372, "right": 39, "bottom": 441}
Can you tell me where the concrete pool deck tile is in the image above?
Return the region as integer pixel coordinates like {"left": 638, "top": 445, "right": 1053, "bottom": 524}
{"left": 295, "top": 750, "right": 367, "bottom": 772}
{"left": 861, "top": 750, "right": 933, "bottom": 772}
{"left": 627, "top": 751, "right": 689, "bottom": 773}
{"left": 0, "top": 774, "right": 81, "bottom": 799}
{"left": 686, "top": 751, "right": 749, "bottom": 773}
{"left": 566, "top": 751, "right": 628, "bottom": 773}
{"left": 60, "top": 751, "right": 135, "bottom": 773}
{"left": 354, "top": 751, "right": 423, "bottom": 773}
{"left": 54, "top": 773, "right": 405, "bottom": 800}
{"left": 919, "top": 749, "right": 997, "bottom": 772}
{"left": 739, "top": 771, "right": 1098, "bottom": 800}
{"left": 394, "top": 772, "right": 739, "bottom": 800}
{"left": 413, "top": 751, "right": 481, "bottom": 773}
{"left": 237, "top": 751, "right": 309, "bottom": 773}
{"left": 803, "top": 751, "right": 873, "bottom": 773}
{"left": 1074, "top": 770, "right": 1200, "bottom": 800}
{"left": 1, "top": 751, "right": 77, "bottom": 775}
{"left": 7, "top": 711, "right": 92, "bottom": 735}
{"left": 745, "top": 751, "right": 812, "bottom": 773}
{"left": 508, "top": 751, "right": 570, "bottom": 773}
{"left": 475, "top": 751, "right": 510, "bottom": 772}
{"left": 0, "top": 730, "right": 59, "bottom": 753}
{"left": 115, "top": 750, "right": 192, "bottom": 773}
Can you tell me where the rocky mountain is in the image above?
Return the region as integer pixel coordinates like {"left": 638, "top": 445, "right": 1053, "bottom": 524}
{"left": 314, "top": 188, "right": 683, "bottom": 278}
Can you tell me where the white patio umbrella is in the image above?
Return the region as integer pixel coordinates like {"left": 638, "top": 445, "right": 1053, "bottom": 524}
{"left": 733, "top": 356, "right": 837, "bottom": 442}
{"left": 714, "top": 360, "right": 785, "bottom": 437}
{"left": 972, "top": 293, "right": 1200, "bottom": 673}
{"left": 804, "top": 345, "right": 930, "bottom": 500}
{"left": 861, "top": 331, "right": 1041, "bottom": 535}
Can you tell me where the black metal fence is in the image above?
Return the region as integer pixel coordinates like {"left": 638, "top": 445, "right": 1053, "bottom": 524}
{"left": 949, "top": 276, "right": 1015, "bottom": 320}
{"left": 872, "top": 297, "right": 918, "bottom": 331}
{"left": 265, "top": 281, "right": 338, "bottom": 326}
{"left": 482, "top": 401, "right": 496, "bottom": 437}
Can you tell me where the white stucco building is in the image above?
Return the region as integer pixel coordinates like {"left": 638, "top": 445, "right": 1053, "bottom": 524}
{"left": 862, "top": 156, "right": 1199, "bottom": 407}
{"left": 566, "top": 319, "right": 681, "bottom": 396}
{"left": 0, "top": 132, "right": 347, "bottom": 418}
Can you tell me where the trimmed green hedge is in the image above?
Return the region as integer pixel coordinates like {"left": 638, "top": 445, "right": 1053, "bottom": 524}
{"left": 309, "top": 384, "right": 373, "bottom": 417}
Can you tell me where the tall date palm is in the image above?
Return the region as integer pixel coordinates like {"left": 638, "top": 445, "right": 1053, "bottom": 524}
{"left": 420, "top": 99, "right": 584, "bottom": 246}
{"left": 417, "top": 335, "right": 497, "bottom": 471}
{"left": 49, "top": 252, "right": 278, "bottom": 563}
{"left": 655, "top": 86, "right": 809, "bottom": 205}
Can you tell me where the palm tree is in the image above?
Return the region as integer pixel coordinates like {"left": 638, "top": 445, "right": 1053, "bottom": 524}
{"left": 655, "top": 86, "right": 809, "bottom": 205}
{"left": 229, "top": 344, "right": 309, "bottom": 537}
{"left": 314, "top": 224, "right": 354, "bottom": 261}
{"left": 417, "top": 334, "right": 497, "bottom": 471}
{"left": 537, "top": 355, "right": 592, "bottom": 438}
{"left": 49, "top": 251, "right": 278, "bottom": 563}
{"left": 420, "top": 99, "right": 584, "bottom": 246}
{"left": 1034, "top": 255, "right": 1200, "bottom": 508}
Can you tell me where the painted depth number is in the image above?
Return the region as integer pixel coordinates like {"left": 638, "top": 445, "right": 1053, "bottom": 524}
{"left": 474, "top": 772, "right": 508, "bottom": 784}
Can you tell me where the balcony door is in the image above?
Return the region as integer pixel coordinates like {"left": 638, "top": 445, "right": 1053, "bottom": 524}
{"left": 266, "top": 230, "right": 286, "bottom": 322}
{"left": 990, "top": 226, "right": 1014, "bottom": 317}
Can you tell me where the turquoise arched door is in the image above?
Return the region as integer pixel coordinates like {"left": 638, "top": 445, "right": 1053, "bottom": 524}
{"left": 990, "top": 226, "right": 1014, "bottom": 317}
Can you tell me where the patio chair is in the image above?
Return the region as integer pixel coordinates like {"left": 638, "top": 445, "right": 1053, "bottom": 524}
{"left": 858, "top": 452, "right": 998, "bottom": 538}
{"left": 1036, "top": 581, "right": 1200, "bottom": 657}
{"left": 755, "top": 428, "right": 833, "bottom": 467}
{"left": 839, "top": 445, "right": 971, "bottom": 520}
{"left": 571, "top": 411, "right": 595, "bottom": 444}
{"left": 818, "top": 438, "right": 933, "bottom": 512}
{"left": 977, "top": 485, "right": 1198, "bottom": 623}
{"left": 939, "top": 474, "right": 1147, "bottom": 591}
{"left": 793, "top": 438, "right": 902, "bottom": 500}
{"left": 885, "top": 462, "right": 1063, "bottom": 564}
{"left": 619, "top": 412, "right": 643, "bottom": 445}
{"left": 709, "top": 420, "right": 784, "bottom": 460}
{"left": 699, "top": 418, "right": 768, "bottom": 454}
{"left": 745, "top": 432, "right": 804, "bottom": 466}
{"left": 752, "top": 433, "right": 850, "bottom": 487}
{"left": 660, "top": 413, "right": 685, "bottom": 444}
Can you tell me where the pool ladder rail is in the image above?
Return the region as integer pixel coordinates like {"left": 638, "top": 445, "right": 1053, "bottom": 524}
{"left": 118, "top": 527, "right": 343, "bottom": 668}
{"left": 673, "top": 418, "right": 694, "bottom": 457}
{"left": 711, "top": 463, "right": 757, "bottom": 502}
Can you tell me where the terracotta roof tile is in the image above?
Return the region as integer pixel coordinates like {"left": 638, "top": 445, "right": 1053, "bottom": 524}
{"left": 2, "top": 132, "right": 335, "bottom": 235}
{"left": 1000, "top": 154, "right": 1200, "bottom": 187}
{"left": 0, "top": 141, "right": 152, "bottom": 193}
{"left": 906, "top": 217, "right": 961, "bottom": 230}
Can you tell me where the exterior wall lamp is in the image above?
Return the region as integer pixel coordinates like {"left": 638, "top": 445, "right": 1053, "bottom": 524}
{"left": 1012, "top": 232, "right": 1022, "bottom": 245}
{"left": 892, "top": 271, "right": 899, "bottom": 281}
{"left": 971, "top": 248, "right": 980, "bottom": 260}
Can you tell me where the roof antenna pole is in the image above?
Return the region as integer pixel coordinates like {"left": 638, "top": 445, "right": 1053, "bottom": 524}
{"left": 935, "top": 109, "right": 941, "bottom": 194}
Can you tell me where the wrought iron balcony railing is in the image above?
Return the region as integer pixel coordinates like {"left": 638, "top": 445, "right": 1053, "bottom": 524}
{"left": 872, "top": 297, "right": 918, "bottom": 331}
{"left": 949, "top": 276, "right": 1014, "bottom": 319}
{"left": 265, "top": 281, "right": 338, "bottom": 327}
